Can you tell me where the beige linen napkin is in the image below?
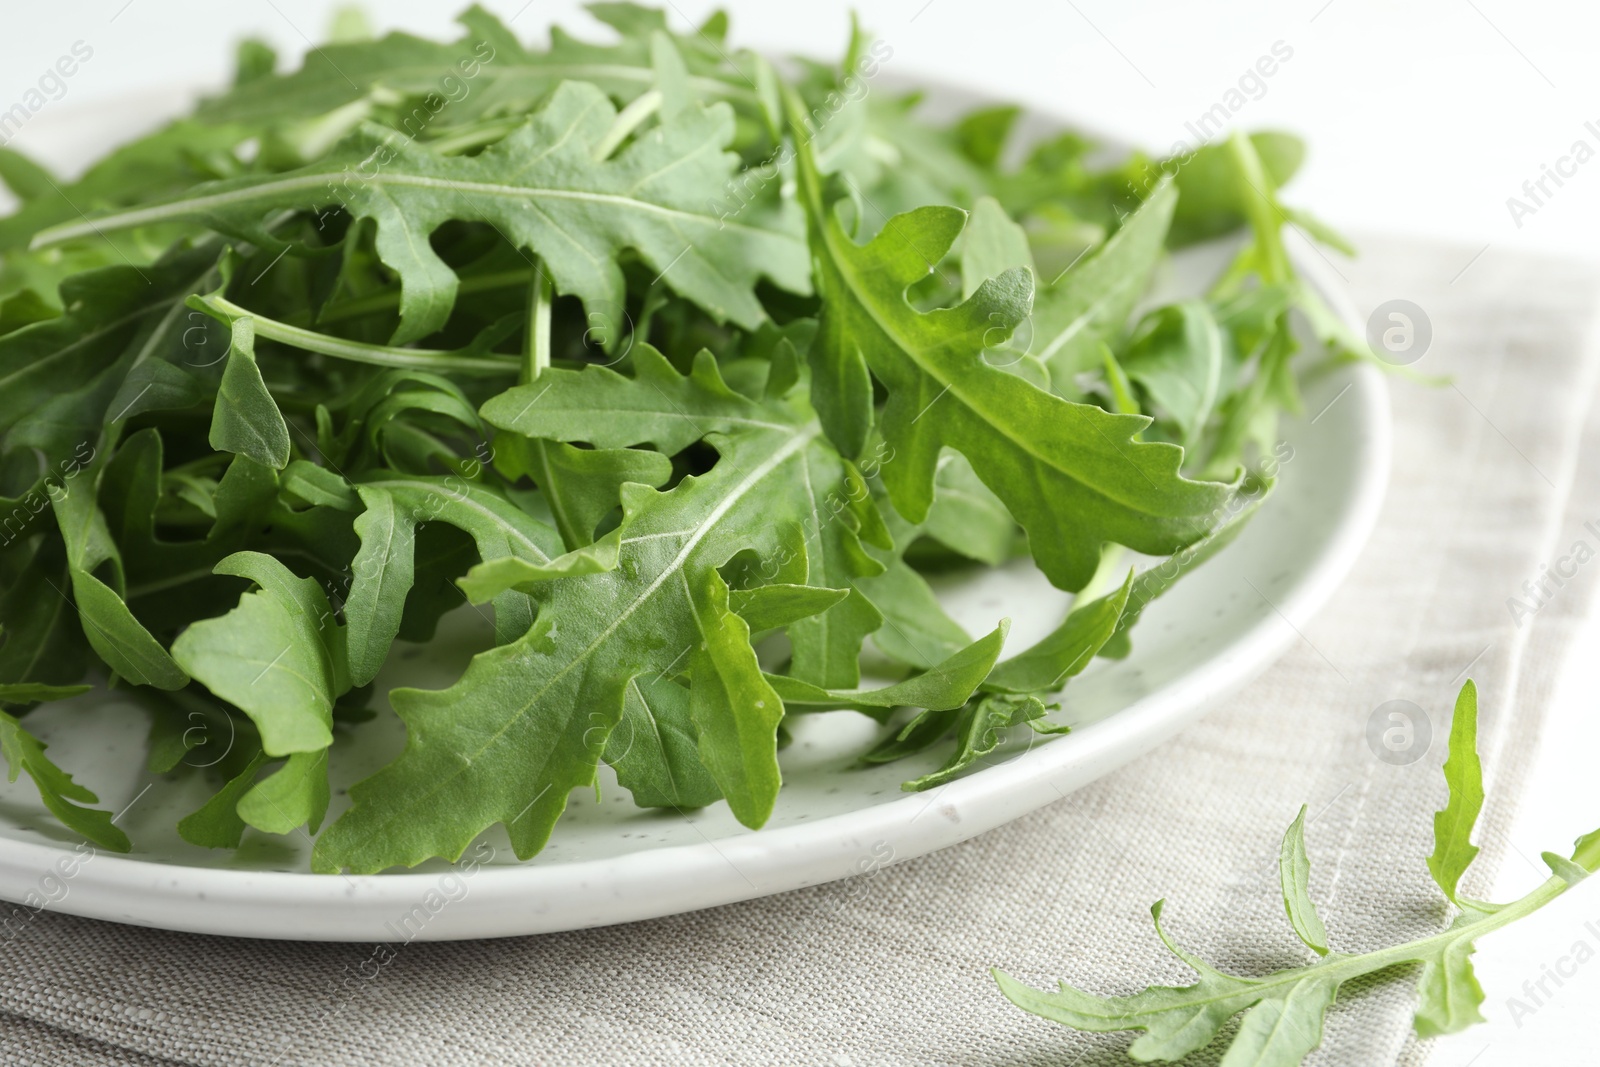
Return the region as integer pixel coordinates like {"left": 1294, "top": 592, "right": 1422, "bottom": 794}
{"left": 0, "top": 236, "right": 1597, "bottom": 1067}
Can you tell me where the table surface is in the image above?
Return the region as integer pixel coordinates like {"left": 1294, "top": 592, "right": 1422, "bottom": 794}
{"left": 6, "top": 4, "right": 1600, "bottom": 1063}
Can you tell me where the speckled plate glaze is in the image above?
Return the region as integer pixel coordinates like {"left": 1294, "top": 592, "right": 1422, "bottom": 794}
{"left": 0, "top": 83, "right": 1389, "bottom": 941}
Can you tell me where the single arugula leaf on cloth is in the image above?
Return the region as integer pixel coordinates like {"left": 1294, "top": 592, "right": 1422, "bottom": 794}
{"left": 1428, "top": 680, "right": 1485, "bottom": 906}
{"left": 786, "top": 93, "right": 1236, "bottom": 592}
{"left": 484, "top": 345, "right": 889, "bottom": 687}
{"left": 997, "top": 679, "right": 1600, "bottom": 1063}
{"left": 1279, "top": 804, "right": 1330, "bottom": 956}
{"left": 38, "top": 81, "right": 811, "bottom": 347}
{"left": 0, "top": 709, "right": 130, "bottom": 852}
{"left": 314, "top": 371, "right": 873, "bottom": 872}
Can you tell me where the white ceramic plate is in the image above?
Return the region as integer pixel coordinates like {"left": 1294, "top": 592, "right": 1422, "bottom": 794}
{"left": 0, "top": 84, "right": 1389, "bottom": 941}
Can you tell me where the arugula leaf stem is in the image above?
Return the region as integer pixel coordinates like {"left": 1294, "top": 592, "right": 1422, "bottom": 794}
{"left": 1265, "top": 873, "right": 1562, "bottom": 996}
{"left": 194, "top": 293, "right": 521, "bottom": 376}
{"left": 1225, "top": 131, "right": 1291, "bottom": 287}
{"left": 1074, "top": 545, "right": 1127, "bottom": 604}
{"left": 314, "top": 268, "right": 534, "bottom": 324}
{"left": 592, "top": 89, "right": 663, "bottom": 161}
{"left": 425, "top": 116, "right": 525, "bottom": 156}
{"left": 523, "top": 257, "right": 554, "bottom": 385}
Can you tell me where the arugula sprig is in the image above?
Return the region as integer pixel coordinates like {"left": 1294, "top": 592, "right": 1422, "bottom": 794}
{"left": 997, "top": 681, "right": 1593, "bottom": 1063}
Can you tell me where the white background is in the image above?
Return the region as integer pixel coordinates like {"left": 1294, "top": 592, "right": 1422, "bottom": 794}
{"left": 6, "top": 2, "right": 1600, "bottom": 1063}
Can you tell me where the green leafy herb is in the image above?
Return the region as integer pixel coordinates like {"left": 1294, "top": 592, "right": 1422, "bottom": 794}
{"left": 0, "top": 5, "right": 1356, "bottom": 870}
{"left": 997, "top": 680, "right": 1594, "bottom": 1063}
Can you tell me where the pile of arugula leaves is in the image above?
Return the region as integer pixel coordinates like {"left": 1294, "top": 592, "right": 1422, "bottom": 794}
{"left": 0, "top": 5, "right": 1358, "bottom": 874}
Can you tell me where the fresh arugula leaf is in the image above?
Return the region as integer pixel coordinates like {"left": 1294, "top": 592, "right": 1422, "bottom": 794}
{"left": 998, "top": 680, "right": 1598, "bottom": 1063}
{"left": 0, "top": 121, "right": 256, "bottom": 256}
{"left": 0, "top": 148, "right": 57, "bottom": 204}
{"left": 237, "top": 750, "right": 331, "bottom": 835}
{"left": 899, "top": 692, "right": 1055, "bottom": 791}
{"left": 1121, "top": 300, "right": 1225, "bottom": 449}
{"left": 494, "top": 434, "right": 672, "bottom": 550}
{"left": 481, "top": 344, "right": 784, "bottom": 455}
{"left": 1100, "top": 488, "right": 1270, "bottom": 659}
{"left": 728, "top": 584, "right": 849, "bottom": 633}
{"left": 208, "top": 316, "right": 291, "bottom": 470}
{"left": 344, "top": 475, "right": 564, "bottom": 652}
{"left": 1428, "top": 679, "right": 1483, "bottom": 905}
{"left": 313, "top": 400, "right": 850, "bottom": 871}
{"left": 0, "top": 4, "right": 1356, "bottom": 870}
{"left": 170, "top": 551, "right": 346, "bottom": 756}
{"left": 918, "top": 454, "right": 1018, "bottom": 567}
{"left": 0, "top": 709, "right": 129, "bottom": 851}
{"left": 766, "top": 620, "right": 1008, "bottom": 717}
{"left": 484, "top": 345, "right": 887, "bottom": 686}
{"left": 195, "top": 5, "right": 755, "bottom": 132}
{"left": 39, "top": 82, "right": 810, "bottom": 346}
{"left": 0, "top": 682, "right": 91, "bottom": 705}
{"left": 1168, "top": 133, "right": 1306, "bottom": 245}
{"left": 863, "top": 571, "right": 1132, "bottom": 790}
{"left": 1279, "top": 804, "right": 1330, "bottom": 956}
{"left": 0, "top": 538, "right": 91, "bottom": 688}
{"left": 50, "top": 458, "right": 188, "bottom": 690}
{"left": 960, "top": 195, "right": 1033, "bottom": 300}
{"left": 857, "top": 557, "right": 972, "bottom": 670}
{"left": 0, "top": 245, "right": 221, "bottom": 469}
{"left": 1029, "top": 181, "right": 1178, "bottom": 389}
{"left": 787, "top": 99, "right": 1235, "bottom": 592}
{"left": 983, "top": 571, "right": 1132, "bottom": 694}
{"left": 607, "top": 671, "right": 722, "bottom": 809}
{"left": 178, "top": 751, "right": 269, "bottom": 849}
{"left": 455, "top": 528, "right": 623, "bottom": 599}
